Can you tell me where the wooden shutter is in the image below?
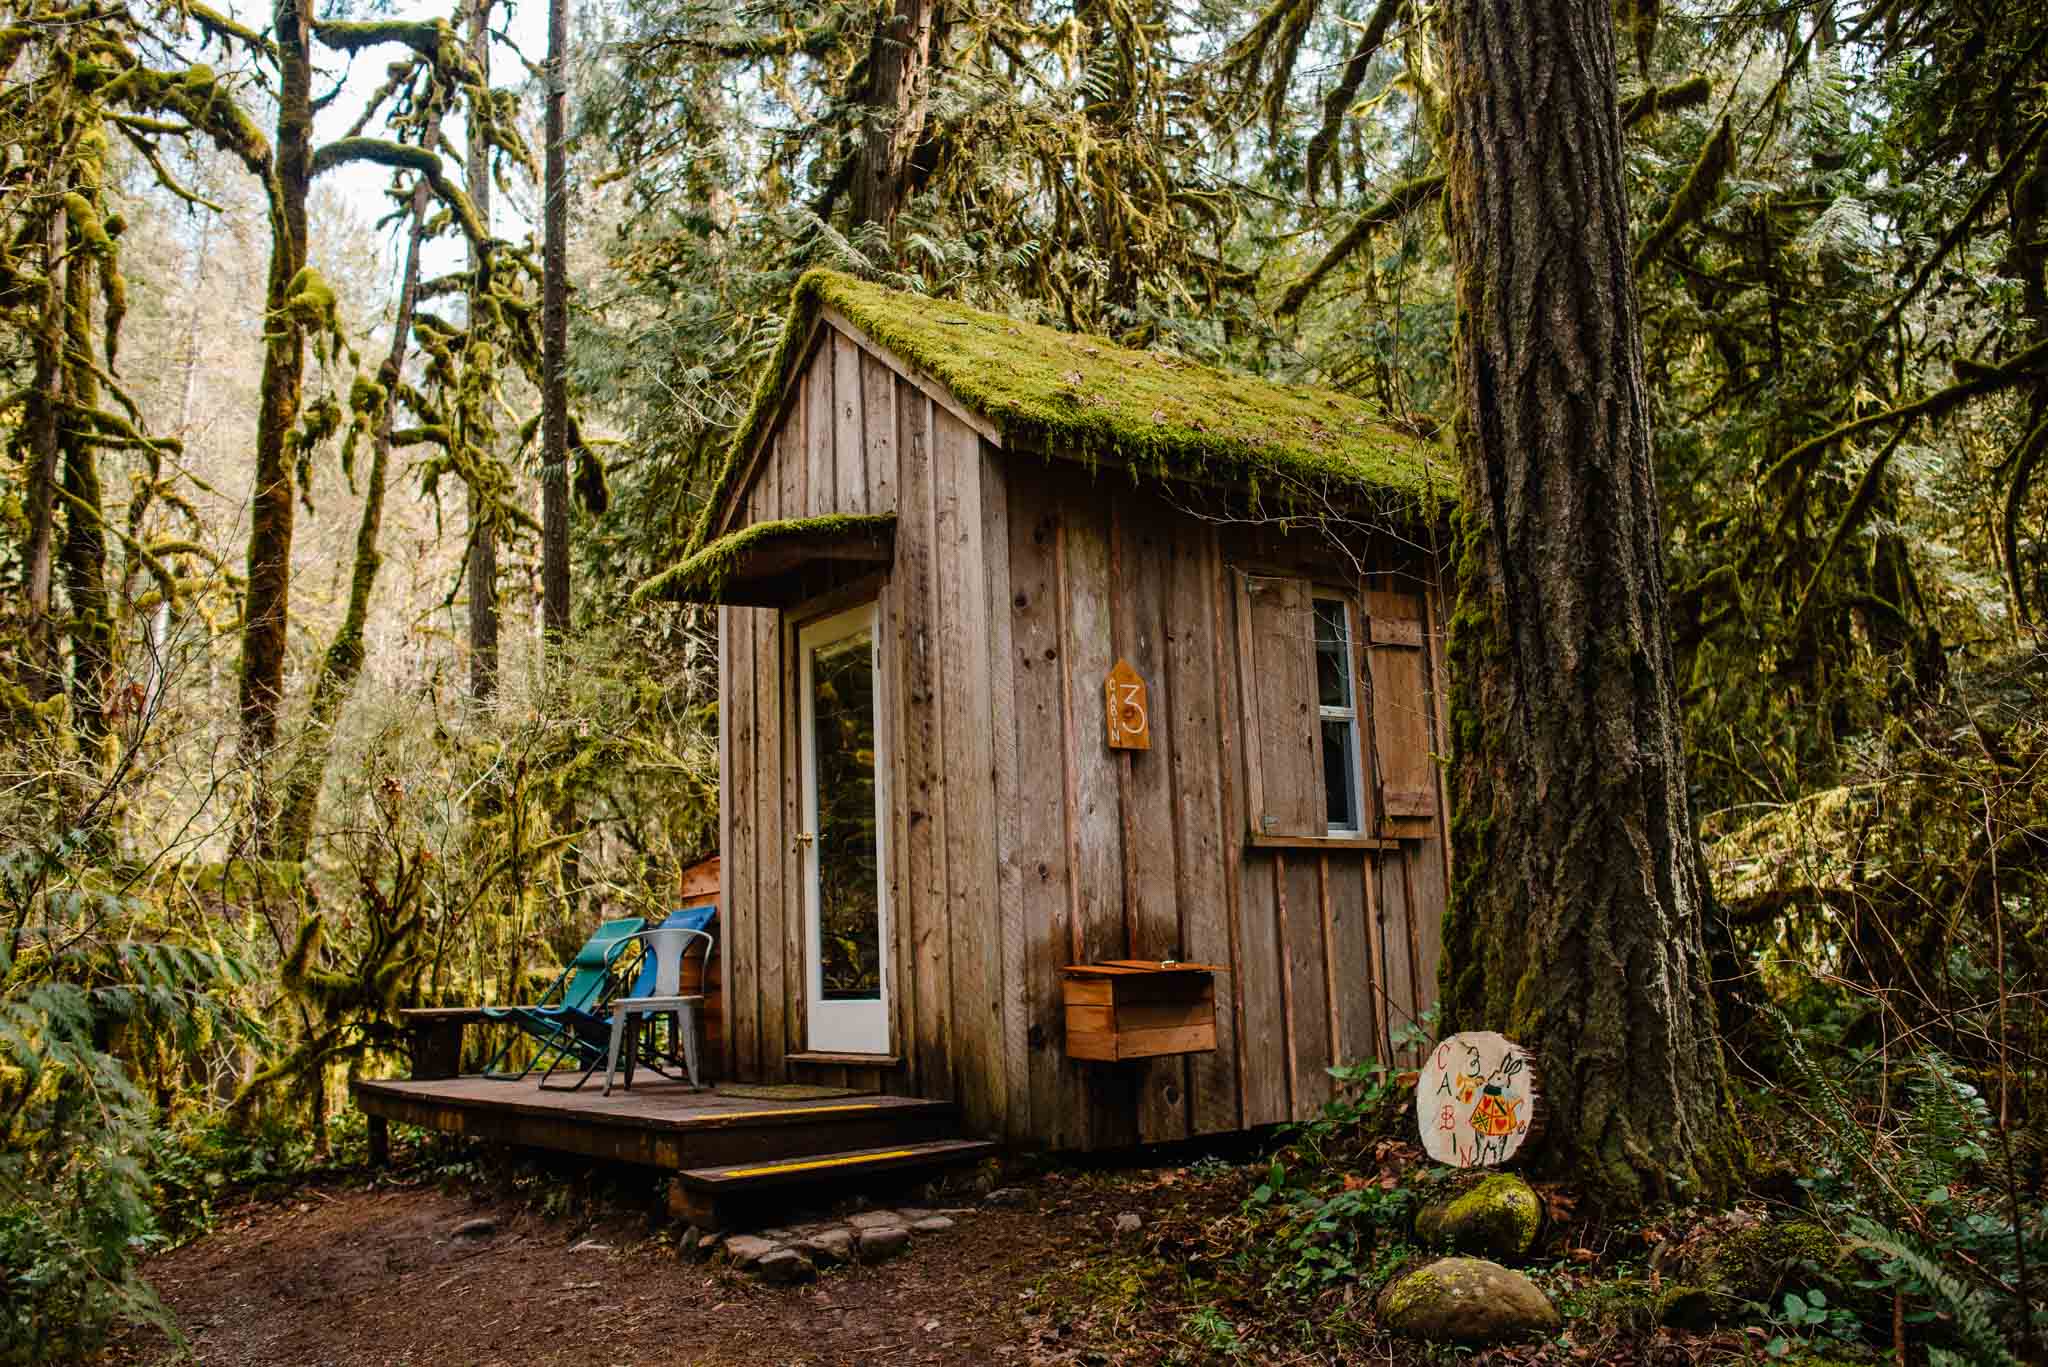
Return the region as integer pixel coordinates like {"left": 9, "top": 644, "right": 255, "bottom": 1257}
{"left": 1235, "top": 573, "right": 1323, "bottom": 839}
{"left": 1364, "top": 586, "right": 1439, "bottom": 838}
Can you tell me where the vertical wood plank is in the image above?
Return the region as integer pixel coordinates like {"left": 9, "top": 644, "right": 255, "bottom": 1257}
{"left": 1283, "top": 852, "right": 1332, "bottom": 1117}
{"left": 716, "top": 609, "right": 736, "bottom": 1081}
{"left": 881, "top": 577, "right": 919, "bottom": 1091}
{"left": 1236, "top": 848, "right": 1288, "bottom": 1126}
{"left": 777, "top": 382, "right": 803, "bottom": 526}
{"left": 1376, "top": 847, "right": 1420, "bottom": 1064}
{"left": 896, "top": 391, "right": 953, "bottom": 1099}
{"left": 934, "top": 408, "right": 1001, "bottom": 1135}
{"left": 1328, "top": 854, "right": 1377, "bottom": 1068}
{"left": 1175, "top": 525, "right": 1238, "bottom": 1136}
{"left": 1010, "top": 476, "right": 1087, "bottom": 1149}
{"left": 864, "top": 356, "right": 898, "bottom": 514}
{"left": 805, "top": 340, "right": 834, "bottom": 515}
{"left": 984, "top": 447, "right": 1028, "bottom": 1143}
{"left": 1210, "top": 536, "right": 1251, "bottom": 1133}
{"left": 754, "top": 606, "right": 786, "bottom": 1078}
{"left": 1119, "top": 499, "right": 1189, "bottom": 1143}
{"left": 775, "top": 610, "right": 799, "bottom": 1070}
{"left": 1059, "top": 477, "right": 1135, "bottom": 1145}
{"left": 833, "top": 331, "right": 867, "bottom": 513}
{"left": 728, "top": 609, "right": 760, "bottom": 1079}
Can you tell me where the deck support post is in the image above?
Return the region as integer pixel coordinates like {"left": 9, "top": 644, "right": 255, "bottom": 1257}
{"left": 367, "top": 1113, "right": 390, "bottom": 1168}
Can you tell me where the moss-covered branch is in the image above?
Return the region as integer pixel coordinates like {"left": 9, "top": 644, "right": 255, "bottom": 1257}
{"left": 1634, "top": 117, "right": 1735, "bottom": 270}
{"left": 1278, "top": 173, "right": 1445, "bottom": 316}
{"left": 307, "top": 137, "right": 486, "bottom": 250}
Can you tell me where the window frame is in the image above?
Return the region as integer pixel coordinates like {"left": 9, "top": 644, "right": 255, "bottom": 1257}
{"left": 1235, "top": 569, "right": 1394, "bottom": 852}
{"left": 1312, "top": 593, "right": 1368, "bottom": 837}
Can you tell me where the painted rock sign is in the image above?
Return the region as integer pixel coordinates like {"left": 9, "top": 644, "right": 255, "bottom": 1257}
{"left": 1416, "top": 1031, "right": 1540, "bottom": 1168}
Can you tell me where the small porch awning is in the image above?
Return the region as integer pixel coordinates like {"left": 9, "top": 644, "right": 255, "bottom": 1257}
{"left": 633, "top": 513, "right": 897, "bottom": 608}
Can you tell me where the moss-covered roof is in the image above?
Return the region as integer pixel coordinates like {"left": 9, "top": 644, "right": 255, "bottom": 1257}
{"left": 689, "top": 271, "right": 1452, "bottom": 553}
{"left": 636, "top": 513, "right": 897, "bottom": 606}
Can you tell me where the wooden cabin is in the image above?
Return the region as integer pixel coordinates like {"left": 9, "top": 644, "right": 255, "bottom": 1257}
{"left": 640, "top": 271, "right": 1457, "bottom": 1151}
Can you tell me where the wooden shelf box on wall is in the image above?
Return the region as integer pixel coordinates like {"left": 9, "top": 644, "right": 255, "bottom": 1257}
{"left": 1060, "top": 962, "right": 1224, "bottom": 1062}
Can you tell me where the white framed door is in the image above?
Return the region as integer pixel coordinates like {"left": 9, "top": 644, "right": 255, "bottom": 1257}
{"left": 797, "top": 602, "right": 892, "bottom": 1054}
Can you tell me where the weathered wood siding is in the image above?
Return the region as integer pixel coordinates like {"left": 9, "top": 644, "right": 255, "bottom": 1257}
{"left": 715, "top": 324, "right": 1449, "bottom": 1146}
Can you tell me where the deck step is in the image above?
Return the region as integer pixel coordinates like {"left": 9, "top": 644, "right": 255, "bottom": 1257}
{"left": 674, "top": 1138, "right": 998, "bottom": 1194}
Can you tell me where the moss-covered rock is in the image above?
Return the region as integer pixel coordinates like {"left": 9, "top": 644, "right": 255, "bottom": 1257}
{"left": 1413, "top": 1173, "right": 1542, "bottom": 1258}
{"left": 1376, "top": 1256, "right": 1560, "bottom": 1344}
{"left": 1693, "top": 1217, "right": 1840, "bottom": 1301}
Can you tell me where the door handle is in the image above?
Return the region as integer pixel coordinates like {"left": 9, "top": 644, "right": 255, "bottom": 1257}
{"left": 795, "top": 832, "right": 815, "bottom": 847}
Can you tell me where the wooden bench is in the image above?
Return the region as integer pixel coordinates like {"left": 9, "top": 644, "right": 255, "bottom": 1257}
{"left": 399, "top": 1007, "right": 496, "bottom": 1081}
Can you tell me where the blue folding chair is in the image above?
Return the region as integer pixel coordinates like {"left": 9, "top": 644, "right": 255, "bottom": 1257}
{"left": 480, "top": 916, "right": 645, "bottom": 1084}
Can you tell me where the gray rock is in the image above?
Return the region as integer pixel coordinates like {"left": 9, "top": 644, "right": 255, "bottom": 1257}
{"left": 722, "top": 1234, "right": 781, "bottom": 1268}
{"left": 855, "top": 1224, "right": 912, "bottom": 1263}
{"left": 1413, "top": 1174, "right": 1542, "bottom": 1258}
{"left": 910, "top": 1216, "right": 955, "bottom": 1234}
{"left": 451, "top": 1217, "right": 497, "bottom": 1239}
{"left": 1377, "top": 1257, "right": 1560, "bottom": 1345}
{"left": 847, "top": 1210, "right": 905, "bottom": 1231}
{"left": 1114, "top": 1213, "right": 1143, "bottom": 1236}
{"left": 797, "top": 1228, "right": 855, "bottom": 1265}
{"left": 755, "top": 1247, "right": 816, "bottom": 1284}
{"left": 983, "top": 1187, "right": 1028, "bottom": 1207}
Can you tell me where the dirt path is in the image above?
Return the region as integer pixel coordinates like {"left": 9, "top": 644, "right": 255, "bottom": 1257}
{"left": 112, "top": 1174, "right": 1128, "bottom": 1367}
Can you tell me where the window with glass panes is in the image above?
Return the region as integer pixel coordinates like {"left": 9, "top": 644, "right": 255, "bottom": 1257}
{"left": 1313, "top": 597, "right": 1365, "bottom": 833}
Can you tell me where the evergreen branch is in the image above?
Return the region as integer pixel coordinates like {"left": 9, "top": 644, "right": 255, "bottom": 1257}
{"left": 1619, "top": 74, "right": 1711, "bottom": 129}
{"left": 1304, "top": 0, "right": 1405, "bottom": 203}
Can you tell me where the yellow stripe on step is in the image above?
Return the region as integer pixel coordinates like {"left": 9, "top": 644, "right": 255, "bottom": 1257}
{"left": 718, "top": 1149, "right": 917, "bottom": 1179}
{"left": 700, "top": 1102, "right": 884, "bottom": 1122}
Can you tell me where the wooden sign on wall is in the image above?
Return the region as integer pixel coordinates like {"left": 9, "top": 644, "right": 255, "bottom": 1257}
{"left": 1104, "top": 659, "right": 1151, "bottom": 750}
{"left": 1416, "top": 1031, "right": 1542, "bottom": 1168}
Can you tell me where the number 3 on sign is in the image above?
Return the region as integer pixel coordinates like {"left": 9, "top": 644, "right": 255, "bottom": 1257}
{"left": 1104, "top": 659, "right": 1150, "bottom": 750}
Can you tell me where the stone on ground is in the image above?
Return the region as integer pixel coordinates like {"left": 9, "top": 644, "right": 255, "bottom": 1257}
{"left": 1413, "top": 1173, "right": 1542, "bottom": 1258}
{"left": 1113, "top": 1213, "right": 1143, "bottom": 1236}
{"left": 1377, "top": 1257, "right": 1560, "bottom": 1344}
{"left": 855, "top": 1224, "right": 911, "bottom": 1263}
{"left": 722, "top": 1234, "right": 780, "bottom": 1268}
{"left": 797, "top": 1228, "right": 855, "bottom": 1265}
{"left": 755, "top": 1247, "right": 816, "bottom": 1284}
{"left": 451, "top": 1217, "right": 497, "bottom": 1239}
{"left": 848, "top": 1210, "right": 906, "bottom": 1231}
{"left": 910, "top": 1215, "right": 955, "bottom": 1234}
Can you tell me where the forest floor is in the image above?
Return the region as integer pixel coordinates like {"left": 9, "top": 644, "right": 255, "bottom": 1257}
{"left": 106, "top": 1158, "right": 1194, "bottom": 1367}
{"left": 106, "top": 1141, "right": 1769, "bottom": 1367}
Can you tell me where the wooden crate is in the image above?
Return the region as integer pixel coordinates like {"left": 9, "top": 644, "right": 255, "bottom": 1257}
{"left": 1061, "top": 961, "right": 1222, "bottom": 1062}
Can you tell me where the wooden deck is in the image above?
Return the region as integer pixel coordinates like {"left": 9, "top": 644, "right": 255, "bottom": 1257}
{"left": 351, "top": 1075, "right": 959, "bottom": 1171}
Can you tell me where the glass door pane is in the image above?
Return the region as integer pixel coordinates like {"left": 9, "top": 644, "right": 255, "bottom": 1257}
{"left": 800, "top": 604, "right": 890, "bottom": 1053}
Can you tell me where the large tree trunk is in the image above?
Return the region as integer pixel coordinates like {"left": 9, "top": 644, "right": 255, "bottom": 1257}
{"left": 540, "top": 0, "right": 571, "bottom": 641}
{"left": 848, "top": 0, "right": 938, "bottom": 237}
{"left": 273, "top": 138, "right": 436, "bottom": 862}
{"left": 239, "top": 0, "right": 315, "bottom": 811}
{"left": 58, "top": 204, "right": 111, "bottom": 740}
{"left": 1437, "top": 0, "right": 1739, "bottom": 1212}
{"left": 466, "top": 0, "right": 500, "bottom": 698}
{"left": 21, "top": 199, "right": 67, "bottom": 703}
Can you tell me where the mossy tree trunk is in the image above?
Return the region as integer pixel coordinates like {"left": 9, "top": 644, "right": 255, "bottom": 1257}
{"left": 465, "top": 0, "right": 500, "bottom": 700}
{"left": 239, "top": 0, "right": 316, "bottom": 820}
{"left": 540, "top": 0, "right": 572, "bottom": 642}
{"left": 22, "top": 197, "right": 67, "bottom": 703}
{"left": 58, "top": 189, "right": 111, "bottom": 740}
{"left": 1437, "top": 0, "right": 1739, "bottom": 1212}
{"left": 274, "top": 135, "right": 438, "bottom": 862}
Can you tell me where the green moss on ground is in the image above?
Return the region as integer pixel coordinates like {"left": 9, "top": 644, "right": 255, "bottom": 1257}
{"left": 1697, "top": 1218, "right": 1840, "bottom": 1299}
{"left": 687, "top": 270, "right": 1454, "bottom": 554}
{"left": 634, "top": 512, "right": 897, "bottom": 604}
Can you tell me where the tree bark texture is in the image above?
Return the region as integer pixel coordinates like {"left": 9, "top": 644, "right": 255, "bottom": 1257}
{"left": 540, "top": 0, "right": 571, "bottom": 641}
{"left": 239, "top": 0, "right": 315, "bottom": 790}
{"left": 466, "top": 0, "right": 500, "bottom": 697}
{"left": 1437, "top": 0, "right": 1739, "bottom": 1211}
{"left": 848, "top": 0, "right": 937, "bottom": 236}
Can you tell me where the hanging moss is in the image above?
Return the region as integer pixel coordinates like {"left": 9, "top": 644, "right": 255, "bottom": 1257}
{"left": 638, "top": 512, "right": 897, "bottom": 605}
{"left": 687, "top": 270, "right": 1452, "bottom": 554}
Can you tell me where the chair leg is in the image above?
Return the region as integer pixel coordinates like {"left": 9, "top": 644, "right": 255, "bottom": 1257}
{"left": 681, "top": 1004, "right": 702, "bottom": 1089}
{"left": 603, "top": 1008, "right": 627, "bottom": 1096}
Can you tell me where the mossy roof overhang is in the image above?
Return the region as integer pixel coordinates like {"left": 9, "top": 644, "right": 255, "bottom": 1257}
{"left": 689, "top": 270, "right": 1455, "bottom": 553}
{"left": 635, "top": 513, "right": 896, "bottom": 608}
